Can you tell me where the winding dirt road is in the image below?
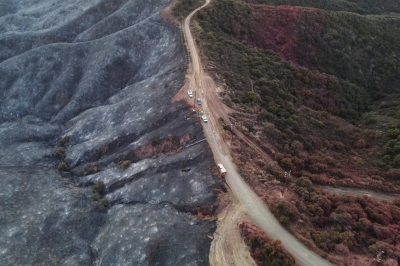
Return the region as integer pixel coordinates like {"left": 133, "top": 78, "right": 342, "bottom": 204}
{"left": 182, "top": 1, "right": 334, "bottom": 265}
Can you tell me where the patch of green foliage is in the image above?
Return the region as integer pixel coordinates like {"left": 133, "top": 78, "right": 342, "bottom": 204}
{"left": 57, "top": 161, "right": 68, "bottom": 172}
{"left": 201, "top": 0, "right": 400, "bottom": 96}
{"left": 93, "top": 181, "right": 106, "bottom": 196}
{"left": 198, "top": 0, "right": 370, "bottom": 120}
{"left": 58, "top": 135, "right": 70, "bottom": 146}
{"left": 197, "top": 0, "right": 400, "bottom": 172}
{"left": 241, "top": 221, "right": 299, "bottom": 265}
{"left": 380, "top": 140, "right": 400, "bottom": 168}
{"left": 54, "top": 147, "right": 64, "bottom": 158}
{"left": 300, "top": 12, "right": 400, "bottom": 95}
{"left": 201, "top": 33, "right": 370, "bottom": 119}
{"left": 173, "top": 0, "right": 204, "bottom": 21}
{"left": 118, "top": 160, "right": 131, "bottom": 169}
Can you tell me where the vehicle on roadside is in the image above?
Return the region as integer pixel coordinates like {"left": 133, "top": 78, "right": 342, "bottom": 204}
{"left": 197, "top": 98, "right": 201, "bottom": 105}
{"left": 188, "top": 90, "right": 193, "bottom": 98}
{"left": 202, "top": 115, "right": 208, "bottom": 123}
{"left": 217, "top": 163, "right": 227, "bottom": 176}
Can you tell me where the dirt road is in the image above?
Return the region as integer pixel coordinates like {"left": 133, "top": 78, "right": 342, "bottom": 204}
{"left": 182, "top": 1, "right": 334, "bottom": 266}
{"left": 317, "top": 185, "right": 400, "bottom": 202}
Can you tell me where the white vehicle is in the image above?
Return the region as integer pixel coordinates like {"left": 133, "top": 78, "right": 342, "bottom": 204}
{"left": 217, "top": 163, "right": 227, "bottom": 176}
{"left": 188, "top": 90, "right": 193, "bottom": 98}
{"left": 202, "top": 115, "right": 208, "bottom": 123}
{"left": 197, "top": 98, "right": 201, "bottom": 105}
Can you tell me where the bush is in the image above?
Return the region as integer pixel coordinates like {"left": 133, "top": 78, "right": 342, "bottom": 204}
{"left": 296, "top": 177, "right": 313, "bottom": 189}
{"left": 57, "top": 162, "right": 68, "bottom": 172}
{"left": 280, "top": 158, "right": 293, "bottom": 170}
{"left": 279, "top": 215, "right": 289, "bottom": 226}
{"left": 311, "top": 230, "right": 330, "bottom": 251}
{"left": 240, "top": 222, "right": 298, "bottom": 266}
{"left": 54, "top": 147, "right": 64, "bottom": 158}
{"left": 151, "top": 138, "right": 161, "bottom": 146}
{"left": 58, "top": 135, "right": 70, "bottom": 146}
{"left": 99, "top": 198, "right": 108, "bottom": 207}
{"left": 379, "top": 140, "right": 400, "bottom": 168}
{"left": 93, "top": 181, "right": 106, "bottom": 196}
{"left": 273, "top": 200, "right": 296, "bottom": 224}
{"left": 118, "top": 160, "right": 131, "bottom": 169}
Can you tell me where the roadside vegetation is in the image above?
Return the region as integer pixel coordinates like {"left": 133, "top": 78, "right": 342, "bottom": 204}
{"left": 240, "top": 221, "right": 298, "bottom": 266}
{"left": 173, "top": 0, "right": 204, "bottom": 21}
{"left": 191, "top": 0, "right": 400, "bottom": 264}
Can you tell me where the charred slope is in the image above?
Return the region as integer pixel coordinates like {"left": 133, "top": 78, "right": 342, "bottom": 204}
{"left": 0, "top": 0, "right": 220, "bottom": 265}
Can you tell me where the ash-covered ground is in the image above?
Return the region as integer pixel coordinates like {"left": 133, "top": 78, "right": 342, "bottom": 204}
{"left": 0, "top": 0, "right": 221, "bottom": 265}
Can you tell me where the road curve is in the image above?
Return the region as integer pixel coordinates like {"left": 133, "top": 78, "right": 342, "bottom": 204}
{"left": 182, "top": 1, "right": 334, "bottom": 265}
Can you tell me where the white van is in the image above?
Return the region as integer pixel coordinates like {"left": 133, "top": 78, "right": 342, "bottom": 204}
{"left": 217, "top": 163, "right": 227, "bottom": 176}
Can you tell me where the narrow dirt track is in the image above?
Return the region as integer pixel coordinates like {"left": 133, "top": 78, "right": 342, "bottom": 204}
{"left": 317, "top": 185, "right": 400, "bottom": 202}
{"left": 182, "top": 1, "right": 334, "bottom": 265}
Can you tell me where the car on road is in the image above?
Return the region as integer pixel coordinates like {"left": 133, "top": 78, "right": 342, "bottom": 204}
{"left": 201, "top": 115, "right": 208, "bottom": 123}
{"left": 188, "top": 90, "right": 193, "bottom": 98}
{"left": 217, "top": 163, "right": 227, "bottom": 176}
{"left": 197, "top": 98, "right": 201, "bottom": 105}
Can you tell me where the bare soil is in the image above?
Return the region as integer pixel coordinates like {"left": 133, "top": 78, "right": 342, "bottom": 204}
{"left": 209, "top": 192, "right": 257, "bottom": 266}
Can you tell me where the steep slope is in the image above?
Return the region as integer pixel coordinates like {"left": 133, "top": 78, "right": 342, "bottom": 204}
{"left": 193, "top": 0, "right": 400, "bottom": 264}
{"left": 201, "top": 0, "right": 400, "bottom": 95}
{"left": 0, "top": 0, "right": 221, "bottom": 265}
{"left": 245, "top": 0, "right": 400, "bottom": 14}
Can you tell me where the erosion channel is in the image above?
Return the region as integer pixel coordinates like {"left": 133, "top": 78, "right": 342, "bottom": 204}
{"left": 0, "top": 0, "right": 222, "bottom": 265}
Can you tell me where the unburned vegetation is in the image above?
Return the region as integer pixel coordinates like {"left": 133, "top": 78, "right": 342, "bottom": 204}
{"left": 240, "top": 221, "right": 298, "bottom": 266}
{"left": 173, "top": 0, "right": 204, "bottom": 21}
{"left": 192, "top": 0, "right": 400, "bottom": 264}
{"left": 196, "top": 0, "right": 400, "bottom": 191}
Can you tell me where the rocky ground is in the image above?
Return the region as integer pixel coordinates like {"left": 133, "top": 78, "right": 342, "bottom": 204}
{"left": 0, "top": 0, "right": 222, "bottom": 265}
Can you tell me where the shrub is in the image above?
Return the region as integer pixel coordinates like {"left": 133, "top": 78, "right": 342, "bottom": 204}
{"left": 82, "top": 164, "right": 99, "bottom": 175}
{"left": 280, "top": 158, "right": 293, "bottom": 170}
{"left": 246, "top": 91, "right": 255, "bottom": 102}
{"left": 57, "top": 162, "right": 68, "bottom": 172}
{"left": 296, "top": 177, "right": 313, "bottom": 189}
{"left": 279, "top": 215, "right": 289, "bottom": 226}
{"left": 311, "top": 230, "right": 330, "bottom": 251}
{"left": 387, "top": 129, "right": 400, "bottom": 139}
{"left": 379, "top": 140, "right": 400, "bottom": 168}
{"left": 151, "top": 138, "right": 161, "bottom": 146}
{"left": 274, "top": 200, "right": 295, "bottom": 223}
{"left": 54, "top": 147, "right": 64, "bottom": 158}
{"left": 332, "top": 141, "right": 346, "bottom": 151}
{"left": 96, "top": 198, "right": 108, "bottom": 210}
{"left": 291, "top": 140, "right": 303, "bottom": 154}
{"left": 58, "top": 135, "right": 70, "bottom": 146}
{"left": 93, "top": 181, "right": 106, "bottom": 196}
{"left": 118, "top": 160, "right": 131, "bottom": 169}
{"left": 355, "top": 139, "right": 366, "bottom": 149}
{"left": 364, "top": 116, "right": 377, "bottom": 125}
{"left": 240, "top": 222, "right": 298, "bottom": 266}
